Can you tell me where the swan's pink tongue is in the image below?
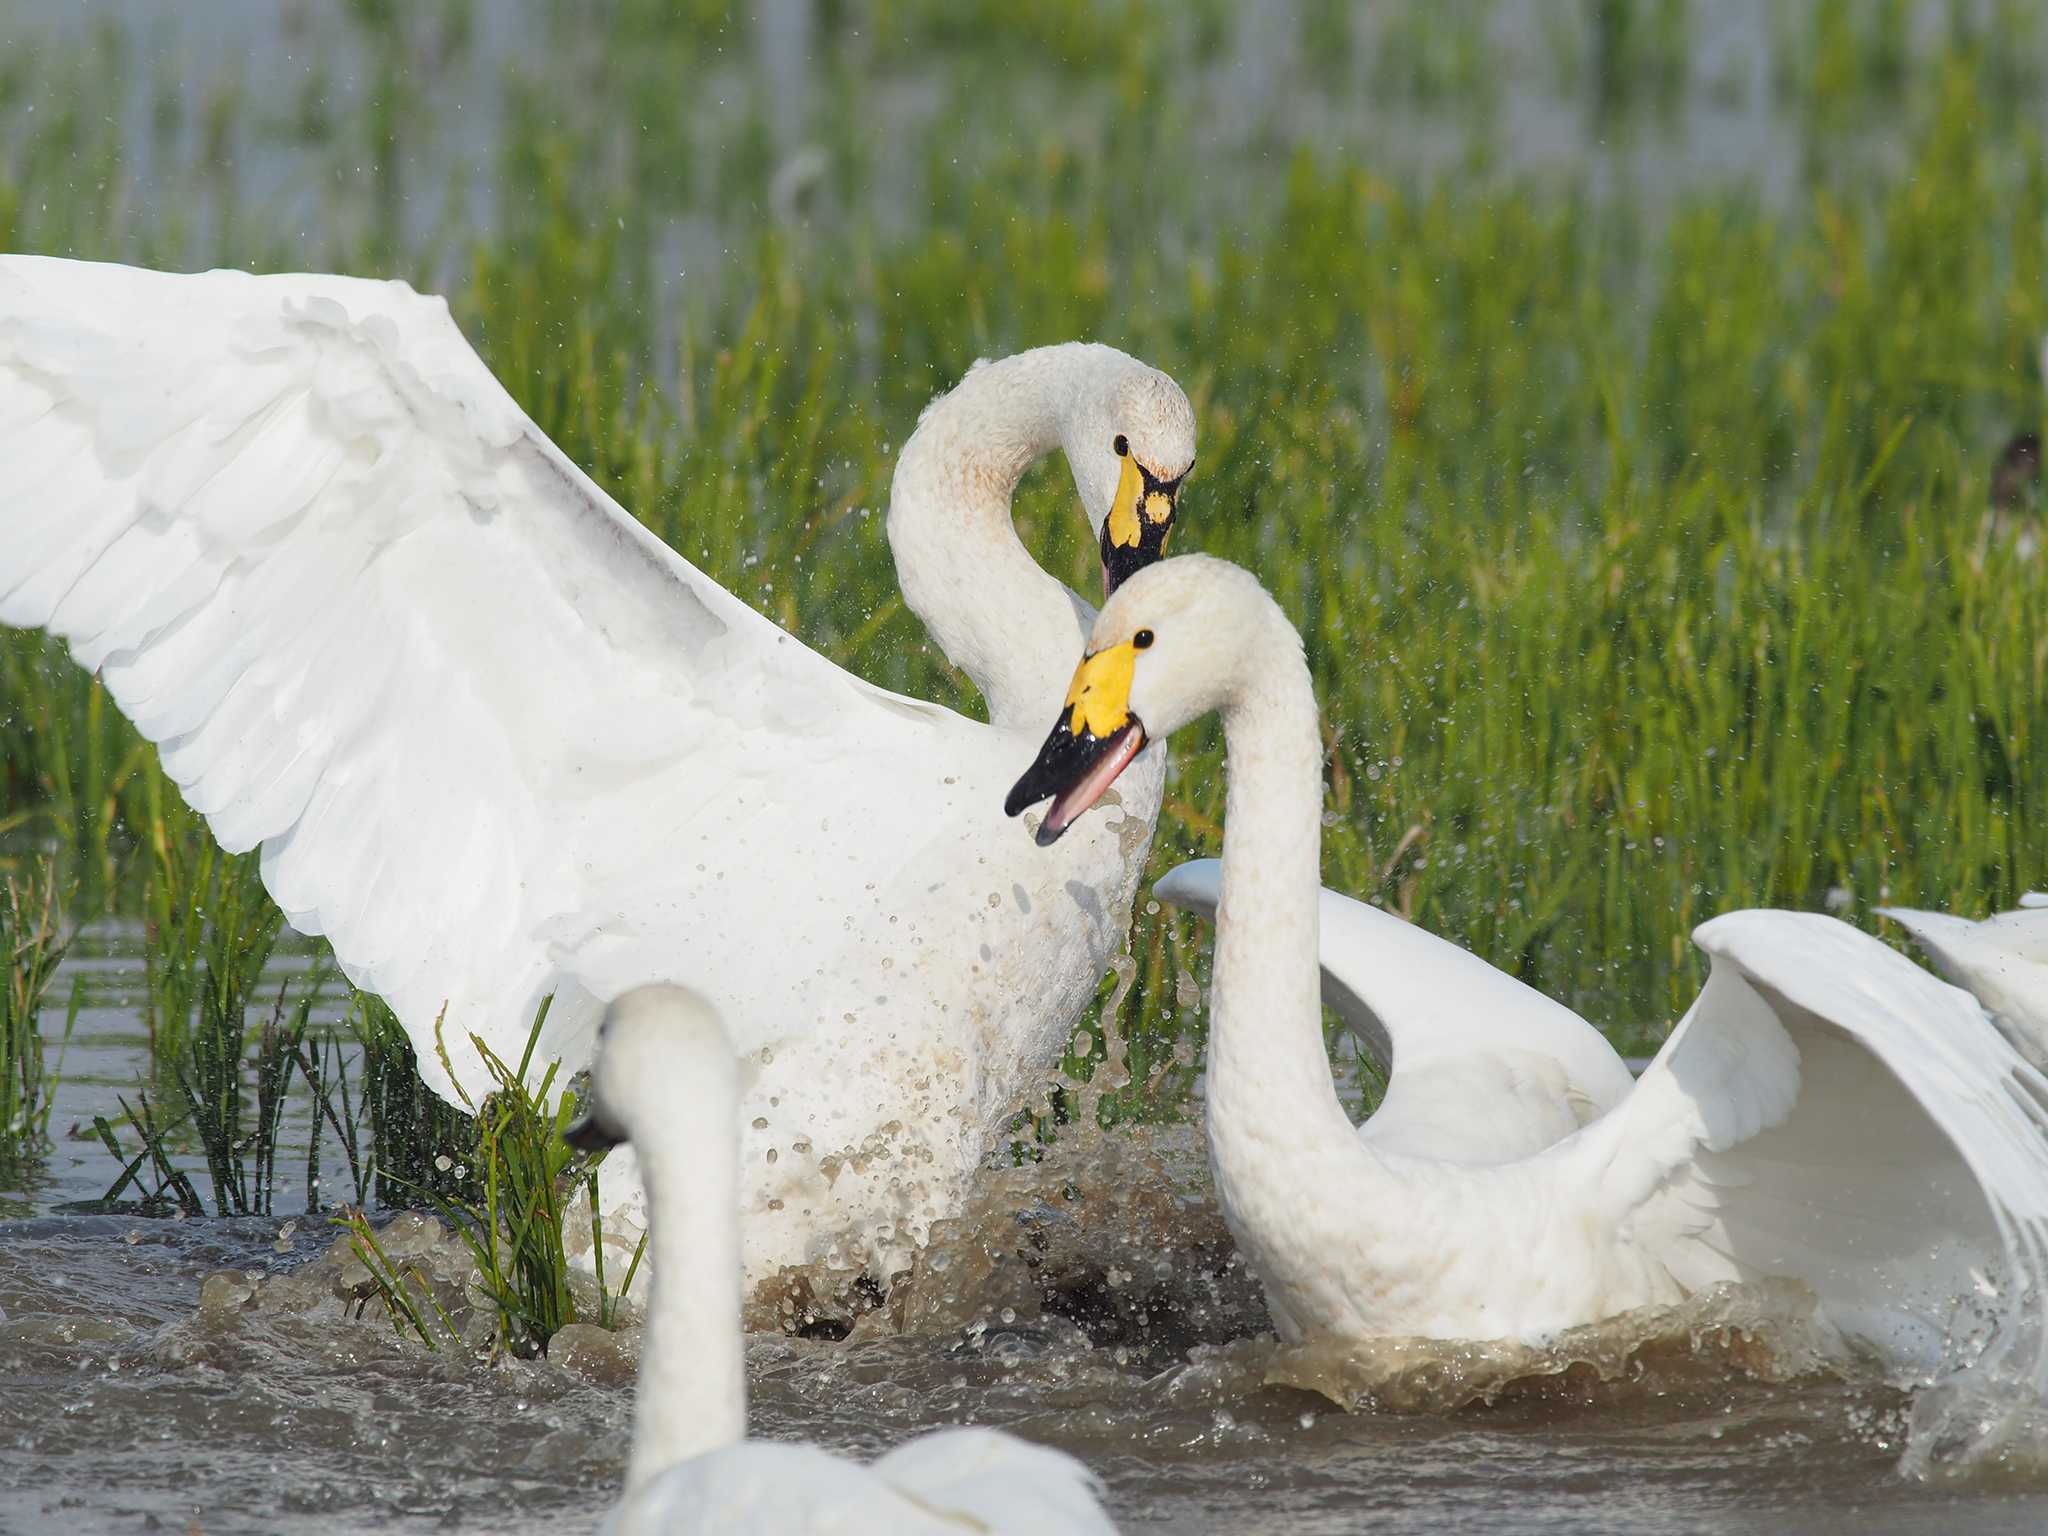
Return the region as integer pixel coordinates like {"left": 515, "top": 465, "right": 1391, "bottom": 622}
{"left": 1040, "top": 725, "right": 1144, "bottom": 841}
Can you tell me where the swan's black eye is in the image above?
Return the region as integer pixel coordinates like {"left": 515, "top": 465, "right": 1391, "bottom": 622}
{"left": 1132, "top": 628, "right": 1155, "bottom": 650}
{"left": 1113, "top": 434, "right": 1129, "bottom": 457}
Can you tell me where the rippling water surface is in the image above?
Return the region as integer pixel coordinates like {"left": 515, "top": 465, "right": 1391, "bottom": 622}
{"left": 4, "top": 924, "right": 2048, "bottom": 1533}
{"left": 7, "top": 1208, "right": 2048, "bottom": 1534}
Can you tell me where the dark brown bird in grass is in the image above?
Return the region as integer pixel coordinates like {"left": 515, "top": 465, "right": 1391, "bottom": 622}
{"left": 1991, "top": 429, "right": 2040, "bottom": 512}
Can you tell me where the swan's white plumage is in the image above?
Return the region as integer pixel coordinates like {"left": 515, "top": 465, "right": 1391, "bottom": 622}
{"left": 1567, "top": 911, "right": 2048, "bottom": 1379}
{"left": 1882, "top": 900, "right": 2048, "bottom": 1072}
{"left": 586, "top": 986, "right": 1118, "bottom": 1536}
{"left": 608, "top": 1431, "right": 1118, "bottom": 1535}
{"left": 1153, "top": 858, "right": 1635, "bottom": 1162}
{"left": 0, "top": 255, "right": 1192, "bottom": 1282}
{"left": 1037, "top": 557, "right": 2048, "bottom": 1466}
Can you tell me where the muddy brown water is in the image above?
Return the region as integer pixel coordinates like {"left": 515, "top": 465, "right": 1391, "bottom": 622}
{"left": 5, "top": 927, "right": 2048, "bottom": 1532}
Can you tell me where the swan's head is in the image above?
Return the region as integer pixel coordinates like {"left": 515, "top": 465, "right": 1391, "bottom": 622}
{"left": 564, "top": 984, "right": 733, "bottom": 1152}
{"left": 1068, "top": 354, "right": 1197, "bottom": 595}
{"left": 1006, "top": 555, "right": 1285, "bottom": 844}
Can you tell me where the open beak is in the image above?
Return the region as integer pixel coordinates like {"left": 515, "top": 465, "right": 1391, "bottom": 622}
{"left": 1098, "top": 447, "right": 1184, "bottom": 596}
{"left": 1005, "top": 639, "right": 1147, "bottom": 846}
{"left": 1006, "top": 718, "right": 1146, "bottom": 846}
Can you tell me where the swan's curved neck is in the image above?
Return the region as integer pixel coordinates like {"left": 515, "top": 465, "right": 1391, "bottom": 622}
{"left": 888, "top": 350, "right": 1097, "bottom": 729}
{"left": 1207, "top": 656, "right": 1350, "bottom": 1128}
{"left": 625, "top": 1054, "right": 746, "bottom": 1490}
{"left": 1204, "top": 637, "right": 1390, "bottom": 1331}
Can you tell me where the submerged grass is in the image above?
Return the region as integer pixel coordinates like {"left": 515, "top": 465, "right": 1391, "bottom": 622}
{"left": 98, "top": 957, "right": 328, "bottom": 1218}
{"left": 345, "top": 1004, "right": 645, "bottom": 1357}
{"left": 346, "top": 994, "right": 478, "bottom": 1209}
{"left": 0, "top": 860, "right": 73, "bottom": 1164}
{"left": 0, "top": 4, "right": 2045, "bottom": 1127}
{"left": 420, "top": 1003, "right": 642, "bottom": 1356}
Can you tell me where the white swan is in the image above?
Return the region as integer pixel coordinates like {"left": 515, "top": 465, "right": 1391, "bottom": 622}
{"left": 1882, "top": 896, "right": 2048, "bottom": 1072}
{"left": 1156, "top": 859, "right": 1637, "bottom": 1164}
{"left": 1006, "top": 555, "right": 2048, "bottom": 1452}
{"left": 567, "top": 985, "right": 1119, "bottom": 1536}
{"left": 0, "top": 255, "right": 1195, "bottom": 1283}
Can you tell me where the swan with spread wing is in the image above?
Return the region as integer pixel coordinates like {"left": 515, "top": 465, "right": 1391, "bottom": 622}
{"left": 0, "top": 255, "right": 1194, "bottom": 1283}
{"left": 1008, "top": 556, "right": 2048, "bottom": 1467}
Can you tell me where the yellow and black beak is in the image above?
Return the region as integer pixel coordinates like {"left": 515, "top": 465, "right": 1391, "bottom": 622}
{"left": 1005, "top": 640, "right": 1148, "bottom": 846}
{"left": 1098, "top": 442, "right": 1186, "bottom": 596}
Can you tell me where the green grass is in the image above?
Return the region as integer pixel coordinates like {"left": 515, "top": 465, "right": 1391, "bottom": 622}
{"left": 345, "top": 994, "right": 481, "bottom": 1209}
{"left": 345, "top": 1004, "right": 645, "bottom": 1358}
{"left": 1, "top": 3, "right": 2045, "bottom": 1124}
{"left": 95, "top": 869, "right": 325, "bottom": 1216}
{"left": 0, "top": 860, "right": 73, "bottom": 1164}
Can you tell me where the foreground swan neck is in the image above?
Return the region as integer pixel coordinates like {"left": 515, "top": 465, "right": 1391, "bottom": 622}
{"left": 626, "top": 1052, "right": 746, "bottom": 1489}
{"left": 1204, "top": 642, "right": 1381, "bottom": 1288}
{"left": 1208, "top": 662, "right": 1344, "bottom": 1117}
{"left": 889, "top": 349, "right": 1100, "bottom": 728}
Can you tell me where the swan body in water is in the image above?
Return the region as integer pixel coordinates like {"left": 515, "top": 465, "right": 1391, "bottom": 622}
{"left": 1007, "top": 555, "right": 2048, "bottom": 1451}
{"left": 567, "top": 986, "right": 1120, "bottom": 1536}
{"left": 0, "top": 255, "right": 1194, "bottom": 1283}
{"left": 1882, "top": 895, "right": 2048, "bottom": 1073}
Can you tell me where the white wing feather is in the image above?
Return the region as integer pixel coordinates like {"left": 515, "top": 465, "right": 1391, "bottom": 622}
{"left": 0, "top": 256, "right": 951, "bottom": 1099}
{"left": 1882, "top": 902, "right": 2048, "bottom": 1073}
{"left": 1568, "top": 911, "right": 2048, "bottom": 1429}
{"left": 1155, "top": 858, "right": 1636, "bottom": 1162}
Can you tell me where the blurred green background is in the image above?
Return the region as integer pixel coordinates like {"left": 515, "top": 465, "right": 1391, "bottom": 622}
{"left": 2, "top": 0, "right": 2044, "bottom": 1108}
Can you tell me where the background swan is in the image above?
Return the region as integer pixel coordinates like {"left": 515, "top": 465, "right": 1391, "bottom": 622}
{"left": 1007, "top": 555, "right": 2048, "bottom": 1466}
{"left": 1882, "top": 896, "right": 2048, "bottom": 1072}
{"left": 567, "top": 985, "right": 1119, "bottom": 1536}
{"left": 0, "top": 255, "right": 1195, "bottom": 1284}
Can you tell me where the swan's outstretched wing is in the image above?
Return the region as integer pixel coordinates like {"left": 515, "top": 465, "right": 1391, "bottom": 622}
{"left": 1570, "top": 910, "right": 2048, "bottom": 1457}
{"left": 606, "top": 1435, "right": 1116, "bottom": 1535}
{"left": 1881, "top": 902, "right": 2048, "bottom": 1072}
{"left": 0, "top": 255, "right": 951, "bottom": 1099}
{"left": 1154, "top": 859, "right": 1635, "bottom": 1162}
